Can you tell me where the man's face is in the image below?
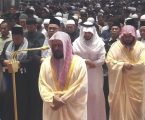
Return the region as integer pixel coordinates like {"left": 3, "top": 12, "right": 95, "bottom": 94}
{"left": 111, "top": 26, "right": 120, "bottom": 38}
{"left": 19, "top": 19, "right": 27, "bottom": 28}
{"left": 12, "top": 34, "right": 24, "bottom": 45}
{"left": 140, "top": 26, "right": 145, "bottom": 39}
{"left": 48, "top": 24, "right": 59, "bottom": 38}
{"left": 26, "top": 24, "right": 37, "bottom": 32}
{"left": 10, "top": 7, "right": 16, "bottom": 14}
{"left": 98, "top": 16, "right": 105, "bottom": 26}
{"left": 121, "top": 33, "right": 135, "bottom": 46}
{"left": 41, "top": 10, "right": 48, "bottom": 18}
{"left": 66, "top": 24, "right": 76, "bottom": 33}
{"left": 51, "top": 40, "right": 63, "bottom": 59}
{"left": 0, "top": 23, "right": 9, "bottom": 36}
{"left": 84, "top": 32, "right": 93, "bottom": 41}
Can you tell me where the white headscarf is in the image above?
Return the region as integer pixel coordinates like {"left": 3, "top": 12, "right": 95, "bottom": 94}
{"left": 73, "top": 21, "right": 105, "bottom": 60}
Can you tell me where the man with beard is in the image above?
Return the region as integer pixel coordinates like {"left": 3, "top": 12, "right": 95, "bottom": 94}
{"left": 38, "top": 31, "right": 88, "bottom": 120}
{"left": 106, "top": 25, "right": 145, "bottom": 120}
{"left": 65, "top": 19, "right": 79, "bottom": 43}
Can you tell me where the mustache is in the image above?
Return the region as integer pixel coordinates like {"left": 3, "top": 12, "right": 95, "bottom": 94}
{"left": 121, "top": 40, "right": 135, "bottom": 46}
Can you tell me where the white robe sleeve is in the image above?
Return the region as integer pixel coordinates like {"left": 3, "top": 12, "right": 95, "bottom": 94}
{"left": 93, "top": 46, "right": 106, "bottom": 66}
{"left": 38, "top": 62, "right": 54, "bottom": 103}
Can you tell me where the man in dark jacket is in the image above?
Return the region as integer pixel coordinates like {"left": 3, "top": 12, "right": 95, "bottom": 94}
{"left": 0, "top": 25, "right": 34, "bottom": 120}
{"left": 25, "top": 17, "right": 45, "bottom": 120}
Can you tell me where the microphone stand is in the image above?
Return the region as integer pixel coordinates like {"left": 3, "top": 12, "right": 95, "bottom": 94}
{"left": 8, "top": 46, "right": 49, "bottom": 120}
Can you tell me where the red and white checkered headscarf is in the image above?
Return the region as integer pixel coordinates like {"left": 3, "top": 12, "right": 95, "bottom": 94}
{"left": 49, "top": 31, "right": 73, "bottom": 88}
{"left": 119, "top": 25, "right": 136, "bottom": 39}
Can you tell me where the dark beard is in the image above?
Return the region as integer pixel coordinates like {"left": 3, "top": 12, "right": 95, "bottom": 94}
{"left": 121, "top": 40, "right": 135, "bottom": 47}
{"left": 53, "top": 51, "right": 64, "bottom": 59}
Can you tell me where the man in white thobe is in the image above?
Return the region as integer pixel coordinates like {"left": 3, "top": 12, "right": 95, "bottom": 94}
{"left": 39, "top": 31, "right": 88, "bottom": 120}
{"left": 73, "top": 21, "right": 106, "bottom": 120}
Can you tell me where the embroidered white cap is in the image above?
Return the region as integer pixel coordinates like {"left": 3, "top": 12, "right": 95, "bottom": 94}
{"left": 66, "top": 20, "right": 75, "bottom": 25}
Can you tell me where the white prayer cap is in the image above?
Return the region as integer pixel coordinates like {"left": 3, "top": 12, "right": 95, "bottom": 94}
{"left": 78, "top": 19, "right": 82, "bottom": 23}
{"left": 43, "top": 7, "right": 49, "bottom": 13}
{"left": 43, "top": 19, "right": 50, "bottom": 24}
{"left": 100, "top": 9, "right": 104, "bottom": 13}
{"left": 131, "top": 14, "right": 138, "bottom": 19}
{"left": 55, "top": 12, "right": 62, "bottom": 17}
{"left": 73, "top": 15, "right": 79, "bottom": 20}
{"left": 55, "top": 17, "right": 63, "bottom": 23}
{"left": 110, "top": 5, "right": 114, "bottom": 7}
{"left": 71, "top": 6, "right": 75, "bottom": 10}
{"left": 0, "top": 19, "right": 4, "bottom": 24}
{"left": 33, "top": 15, "right": 39, "bottom": 19}
{"left": 128, "top": 7, "right": 136, "bottom": 12}
{"left": 83, "top": 6, "right": 87, "bottom": 10}
{"left": 140, "top": 15, "right": 145, "bottom": 21}
{"left": 66, "top": 20, "right": 75, "bottom": 25}
{"left": 106, "top": 4, "right": 109, "bottom": 7}
{"left": 30, "top": 6, "right": 35, "bottom": 11}
{"left": 80, "top": 9, "right": 85, "bottom": 13}
{"left": 96, "top": 3, "right": 101, "bottom": 8}
{"left": 110, "top": 1, "right": 114, "bottom": 4}
{"left": 87, "top": 17, "right": 95, "bottom": 23}
{"left": 36, "top": 18, "right": 43, "bottom": 24}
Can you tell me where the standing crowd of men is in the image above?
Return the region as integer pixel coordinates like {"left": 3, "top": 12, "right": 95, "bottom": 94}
{"left": 0, "top": 0, "right": 145, "bottom": 120}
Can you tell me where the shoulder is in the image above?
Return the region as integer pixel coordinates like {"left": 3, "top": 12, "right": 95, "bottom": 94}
{"left": 42, "top": 56, "right": 51, "bottom": 63}
{"left": 135, "top": 40, "right": 145, "bottom": 49}
{"left": 26, "top": 38, "right": 34, "bottom": 48}
{"left": 73, "top": 54, "right": 83, "bottom": 60}
{"left": 136, "top": 40, "right": 144, "bottom": 46}
{"left": 72, "top": 37, "right": 80, "bottom": 46}
{"left": 109, "top": 40, "right": 120, "bottom": 49}
{"left": 4, "top": 41, "right": 11, "bottom": 47}
{"left": 107, "top": 40, "right": 122, "bottom": 54}
{"left": 36, "top": 31, "right": 45, "bottom": 38}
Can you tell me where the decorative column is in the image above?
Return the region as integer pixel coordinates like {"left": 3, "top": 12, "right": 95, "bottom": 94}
{"left": 11, "top": 0, "right": 15, "bottom": 6}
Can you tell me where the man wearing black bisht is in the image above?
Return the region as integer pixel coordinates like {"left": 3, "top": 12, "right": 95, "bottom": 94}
{"left": 25, "top": 17, "right": 45, "bottom": 120}
{"left": 0, "top": 25, "right": 34, "bottom": 120}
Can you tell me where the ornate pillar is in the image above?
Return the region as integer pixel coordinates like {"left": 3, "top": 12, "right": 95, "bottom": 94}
{"left": 11, "top": 0, "right": 15, "bottom": 6}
